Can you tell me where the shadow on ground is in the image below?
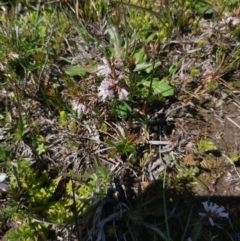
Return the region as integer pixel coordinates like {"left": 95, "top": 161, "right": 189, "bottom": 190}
{"left": 75, "top": 176, "right": 240, "bottom": 241}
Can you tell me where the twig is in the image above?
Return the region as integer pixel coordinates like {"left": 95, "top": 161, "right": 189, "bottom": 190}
{"left": 226, "top": 116, "right": 240, "bottom": 129}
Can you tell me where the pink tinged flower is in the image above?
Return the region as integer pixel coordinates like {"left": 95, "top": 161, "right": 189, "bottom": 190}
{"left": 117, "top": 73, "right": 125, "bottom": 80}
{"left": 96, "top": 65, "right": 111, "bottom": 77}
{"left": 118, "top": 88, "right": 129, "bottom": 100}
{"left": 96, "top": 58, "right": 112, "bottom": 77}
{"left": 72, "top": 102, "right": 88, "bottom": 114}
{"left": 98, "top": 88, "right": 114, "bottom": 101}
{"left": 231, "top": 17, "right": 240, "bottom": 26}
{"left": 98, "top": 79, "right": 117, "bottom": 101}
{"left": 218, "top": 20, "right": 225, "bottom": 27}
{"left": 100, "top": 79, "right": 117, "bottom": 89}
{"left": 0, "top": 63, "right": 5, "bottom": 71}
{"left": 199, "top": 201, "right": 229, "bottom": 226}
{"left": 222, "top": 12, "right": 240, "bottom": 26}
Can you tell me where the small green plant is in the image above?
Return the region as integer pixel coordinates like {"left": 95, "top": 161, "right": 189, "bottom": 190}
{"left": 80, "top": 0, "right": 110, "bottom": 22}
{"left": 58, "top": 110, "right": 68, "bottom": 126}
{"left": 105, "top": 124, "right": 136, "bottom": 160}
{"left": 4, "top": 156, "right": 112, "bottom": 240}
{"left": 5, "top": 160, "right": 59, "bottom": 240}
{"left": 197, "top": 140, "right": 216, "bottom": 153}
{"left": 7, "top": 220, "right": 50, "bottom": 241}
{"left": 0, "top": 3, "right": 71, "bottom": 113}
{"left": 36, "top": 135, "right": 48, "bottom": 155}
{"left": 190, "top": 68, "right": 200, "bottom": 80}
{"left": 230, "top": 150, "right": 240, "bottom": 162}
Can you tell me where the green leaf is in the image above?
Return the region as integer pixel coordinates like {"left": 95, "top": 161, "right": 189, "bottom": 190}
{"left": 145, "top": 61, "right": 161, "bottom": 73}
{"left": 5, "top": 111, "right": 12, "bottom": 127}
{"left": 141, "top": 78, "right": 174, "bottom": 97}
{"left": 58, "top": 57, "right": 76, "bottom": 64}
{"left": 16, "top": 115, "right": 24, "bottom": 141}
{"left": 105, "top": 139, "right": 117, "bottom": 148}
{"left": 133, "top": 48, "right": 147, "bottom": 64}
{"left": 134, "top": 61, "right": 161, "bottom": 73}
{"left": 134, "top": 62, "right": 154, "bottom": 72}
{"left": 0, "top": 145, "right": 6, "bottom": 161}
{"left": 112, "top": 100, "right": 130, "bottom": 120}
{"left": 151, "top": 79, "right": 174, "bottom": 96}
{"left": 36, "top": 143, "right": 47, "bottom": 154}
{"left": 65, "top": 65, "right": 96, "bottom": 77}
{"left": 195, "top": 1, "right": 213, "bottom": 15}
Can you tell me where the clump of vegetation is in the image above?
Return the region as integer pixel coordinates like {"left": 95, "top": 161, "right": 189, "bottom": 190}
{"left": 1, "top": 0, "right": 240, "bottom": 240}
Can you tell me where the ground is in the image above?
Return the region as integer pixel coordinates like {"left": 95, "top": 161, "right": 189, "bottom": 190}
{"left": 0, "top": 1, "right": 240, "bottom": 241}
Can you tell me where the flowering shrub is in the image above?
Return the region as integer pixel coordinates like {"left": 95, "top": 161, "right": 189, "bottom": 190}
{"left": 97, "top": 57, "right": 129, "bottom": 102}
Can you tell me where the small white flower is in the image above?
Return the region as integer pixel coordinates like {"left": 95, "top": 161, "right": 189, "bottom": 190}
{"left": 0, "top": 63, "right": 5, "bottom": 71}
{"left": 98, "top": 79, "right": 117, "bottom": 101}
{"left": 118, "top": 88, "right": 129, "bottom": 100}
{"left": 117, "top": 73, "right": 125, "bottom": 80}
{"left": 8, "top": 53, "right": 19, "bottom": 60}
{"left": 99, "top": 89, "right": 114, "bottom": 101}
{"left": 199, "top": 201, "right": 228, "bottom": 226}
{"left": 0, "top": 173, "right": 7, "bottom": 182}
{"left": 11, "top": 53, "right": 19, "bottom": 59}
{"left": 96, "top": 65, "right": 111, "bottom": 77}
{"left": 231, "top": 17, "right": 240, "bottom": 26}
{"left": 220, "top": 12, "right": 240, "bottom": 26}
{"left": 0, "top": 173, "right": 9, "bottom": 192}
{"left": 0, "top": 6, "right": 7, "bottom": 13}
{"left": 98, "top": 88, "right": 114, "bottom": 101}
{"left": 100, "top": 79, "right": 117, "bottom": 90}
{"left": 72, "top": 101, "right": 88, "bottom": 114}
{"left": 96, "top": 58, "right": 112, "bottom": 77}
